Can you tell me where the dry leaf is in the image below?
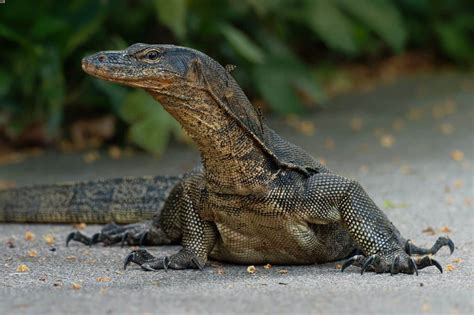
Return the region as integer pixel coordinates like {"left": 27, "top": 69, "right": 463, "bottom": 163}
{"left": 440, "top": 226, "right": 452, "bottom": 233}
{"left": 247, "top": 265, "right": 256, "bottom": 274}
{"left": 285, "top": 116, "right": 316, "bottom": 136}
{"left": 24, "top": 231, "right": 35, "bottom": 241}
{"left": 263, "top": 264, "right": 272, "bottom": 270}
{"left": 70, "top": 115, "right": 116, "bottom": 149}
{"left": 453, "top": 179, "right": 464, "bottom": 189}
{"left": 28, "top": 249, "right": 38, "bottom": 257}
{"left": 439, "top": 123, "right": 454, "bottom": 135}
{"left": 407, "top": 108, "right": 423, "bottom": 121}
{"left": 72, "top": 283, "right": 82, "bottom": 289}
{"left": 96, "top": 277, "right": 112, "bottom": 282}
{"left": 0, "top": 151, "right": 24, "bottom": 165}
{"left": 392, "top": 119, "right": 404, "bottom": 132}
{"left": 373, "top": 128, "right": 385, "bottom": 137}
{"left": 421, "top": 303, "right": 432, "bottom": 312}
{"left": 450, "top": 150, "right": 464, "bottom": 161}
{"left": 335, "top": 264, "right": 342, "bottom": 270}
{"left": 350, "top": 117, "right": 363, "bottom": 131}
{"left": 65, "top": 256, "right": 77, "bottom": 261}
{"left": 0, "top": 180, "right": 16, "bottom": 190}
{"left": 446, "top": 264, "right": 455, "bottom": 272}
{"left": 422, "top": 227, "right": 436, "bottom": 235}
{"left": 16, "top": 264, "right": 30, "bottom": 272}
{"left": 400, "top": 165, "right": 412, "bottom": 175}
{"left": 72, "top": 223, "right": 87, "bottom": 230}
{"left": 108, "top": 146, "right": 122, "bottom": 159}
{"left": 452, "top": 258, "right": 463, "bottom": 263}
{"left": 445, "top": 194, "right": 454, "bottom": 205}
{"left": 83, "top": 151, "right": 100, "bottom": 164}
{"left": 380, "top": 134, "right": 395, "bottom": 148}
{"left": 324, "top": 138, "right": 335, "bottom": 150}
{"left": 278, "top": 269, "right": 288, "bottom": 274}
{"left": 299, "top": 121, "right": 316, "bottom": 136}
{"left": 359, "top": 165, "right": 369, "bottom": 173}
{"left": 43, "top": 234, "right": 56, "bottom": 245}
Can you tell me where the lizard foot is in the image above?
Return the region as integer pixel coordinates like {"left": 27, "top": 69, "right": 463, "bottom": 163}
{"left": 341, "top": 249, "right": 443, "bottom": 275}
{"left": 66, "top": 222, "right": 151, "bottom": 247}
{"left": 123, "top": 248, "right": 205, "bottom": 271}
{"left": 404, "top": 236, "right": 455, "bottom": 256}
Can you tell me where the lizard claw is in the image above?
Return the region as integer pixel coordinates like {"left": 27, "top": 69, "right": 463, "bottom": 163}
{"left": 405, "top": 240, "right": 412, "bottom": 256}
{"left": 404, "top": 236, "right": 455, "bottom": 256}
{"left": 409, "top": 257, "right": 418, "bottom": 276}
{"left": 361, "top": 255, "right": 376, "bottom": 275}
{"left": 415, "top": 256, "right": 443, "bottom": 273}
{"left": 124, "top": 252, "right": 135, "bottom": 270}
{"left": 66, "top": 231, "right": 91, "bottom": 247}
{"left": 163, "top": 256, "right": 170, "bottom": 272}
{"left": 390, "top": 255, "right": 400, "bottom": 276}
{"left": 141, "top": 263, "right": 158, "bottom": 272}
{"left": 447, "top": 238, "right": 455, "bottom": 255}
{"left": 341, "top": 255, "right": 364, "bottom": 272}
{"left": 120, "top": 232, "right": 129, "bottom": 248}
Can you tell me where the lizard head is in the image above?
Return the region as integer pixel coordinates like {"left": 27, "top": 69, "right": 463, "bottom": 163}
{"left": 82, "top": 43, "right": 203, "bottom": 91}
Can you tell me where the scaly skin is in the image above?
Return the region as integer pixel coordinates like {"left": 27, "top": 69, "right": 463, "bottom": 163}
{"left": 0, "top": 176, "right": 180, "bottom": 223}
{"left": 4, "top": 43, "right": 454, "bottom": 275}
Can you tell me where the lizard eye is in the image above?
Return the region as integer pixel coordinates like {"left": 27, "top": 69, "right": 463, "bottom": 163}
{"left": 146, "top": 50, "right": 159, "bottom": 60}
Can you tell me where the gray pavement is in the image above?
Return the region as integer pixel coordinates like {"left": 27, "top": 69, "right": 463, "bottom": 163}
{"left": 0, "top": 72, "right": 473, "bottom": 314}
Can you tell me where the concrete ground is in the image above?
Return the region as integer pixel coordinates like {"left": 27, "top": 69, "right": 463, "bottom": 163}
{"left": 0, "top": 72, "right": 473, "bottom": 315}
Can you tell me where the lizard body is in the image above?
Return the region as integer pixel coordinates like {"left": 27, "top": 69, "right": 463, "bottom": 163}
{"left": 0, "top": 44, "right": 453, "bottom": 274}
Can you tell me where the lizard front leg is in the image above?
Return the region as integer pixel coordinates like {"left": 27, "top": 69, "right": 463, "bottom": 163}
{"left": 304, "top": 173, "right": 452, "bottom": 275}
{"left": 124, "top": 175, "right": 218, "bottom": 271}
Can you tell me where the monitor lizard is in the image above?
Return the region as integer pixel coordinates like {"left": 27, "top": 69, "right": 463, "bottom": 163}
{"left": 0, "top": 44, "right": 454, "bottom": 275}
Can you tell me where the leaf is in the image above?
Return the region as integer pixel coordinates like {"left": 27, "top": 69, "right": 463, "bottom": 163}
{"left": 39, "top": 48, "right": 65, "bottom": 135}
{"left": 221, "top": 24, "right": 265, "bottom": 63}
{"left": 64, "top": 3, "right": 104, "bottom": 57}
{"left": 92, "top": 79, "right": 128, "bottom": 112}
{"left": 305, "top": 0, "right": 357, "bottom": 54}
{"left": 435, "top": 22, "right": 473, "bottom": 62}
{"left": 337, "top": 0, "right": 407, "bottom": 52}
{"left": 253, "top": 62, "right": 304, "bottom": 114}
{"left": 154, "top": 0, "right": 188, "bottom": 39}
{"left": 0, "top": 23, "right": 30, "bottom": 47}
{"left": 253, "top": 55, "right": 324, "bottom": 114}
{"left": 31, "top": 15, "right": 67, "bottom": 40}
{"left": 0, "top": 70, "right": 11, "bottom": 98}
{"left": 120, "top": 91, "right": 178, "bottom": 155}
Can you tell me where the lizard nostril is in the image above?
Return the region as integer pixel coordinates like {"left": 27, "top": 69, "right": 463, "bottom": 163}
{"left": 98, "top": 54, "right": 107, "bottom": 62}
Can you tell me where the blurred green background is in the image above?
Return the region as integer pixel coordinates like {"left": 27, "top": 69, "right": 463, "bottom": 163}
{"left": 0, "top": 0, "right": 473, "bottom": 154}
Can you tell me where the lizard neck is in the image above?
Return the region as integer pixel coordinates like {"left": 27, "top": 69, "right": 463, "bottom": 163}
{"left": 149, "top": 90, "right": 275, "bottom": 194}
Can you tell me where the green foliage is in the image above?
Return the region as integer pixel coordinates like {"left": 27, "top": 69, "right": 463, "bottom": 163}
{"left": 0, "top": 0, "right": 472, "bottom": 153}
{"left": 121, "top": 91, "right": 180, "bottom": 155}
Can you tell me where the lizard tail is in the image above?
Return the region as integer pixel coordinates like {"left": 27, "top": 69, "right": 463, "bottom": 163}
{"left": 0, "top": 175, "right": 181, "bottom": 224}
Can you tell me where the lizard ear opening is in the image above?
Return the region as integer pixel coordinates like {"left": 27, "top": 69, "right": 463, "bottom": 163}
{"left": 186, "top": 58, "right": 206, "bottom": 85}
